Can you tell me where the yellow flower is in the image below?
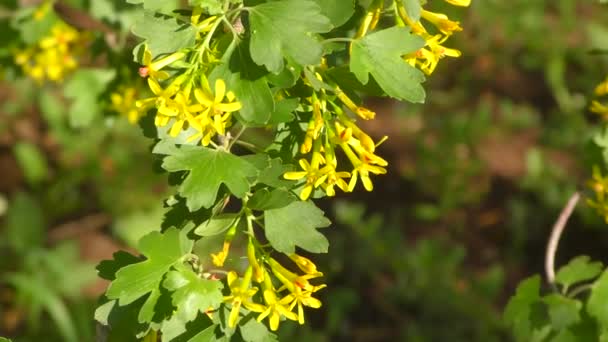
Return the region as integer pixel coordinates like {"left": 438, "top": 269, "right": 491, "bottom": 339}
{"left": 421, "top": 10, "right": 463, "bottom": 36}
{"left": 288, "top": 254, "right": 319, "bottom": 275}
{"left": 14, "top": 23, "right": 82, "bottom": 83}
{"left": 404, "top": 34, "right": 461, "bottom": 75}
{"left": 444, "top": 0, "right": 471, "bottom": 6}
{"left": 595, "top": 77, "right": 608, "bottom": 96}
{"left": 194, "top": 78, "right": 242, "bottom": 136}
{"left": 138, "top": 47, "right": 184, "bottom": 80}
{"left": 283, "top": 151, "right": 329, "bottom": 201}
{"left": 136, "top": 75, "right": 188, "bottom": 128}
{"left": 224, "top": 268, "right": 265, "bottom": 328}
{"left": 110, "top": 86, "right": 143, "bottom": 124}
{"left": 247, "top": 238, "right": 265, "bottom": 283}
{"left": 335, "top": 88, "right": 376, "bottom": 120}
{"left": 268, "top": 257, "right": 326, "bottom": 325}
{"left": 591, "top": 101, "right": 608, "bottom": 117}
{"left": 257, "top": 290, "right": 299, "bottom": 331}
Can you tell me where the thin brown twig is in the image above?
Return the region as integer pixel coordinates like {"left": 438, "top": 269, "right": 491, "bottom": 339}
{"left": 545, "top": 192, "right": 580, "bottom": 285}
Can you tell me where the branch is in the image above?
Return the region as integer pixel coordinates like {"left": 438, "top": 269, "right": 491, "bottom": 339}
{"left": 545, "top": 192, "right": 580, "bottom": 285}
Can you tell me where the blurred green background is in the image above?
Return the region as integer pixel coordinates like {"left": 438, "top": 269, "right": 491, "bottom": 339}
{"left": 2, "top": 0, "right": 608, "bottom": 341}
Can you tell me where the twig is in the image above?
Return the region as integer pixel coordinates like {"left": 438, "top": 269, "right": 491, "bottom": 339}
{"left": 545, "top": 192, "right": 580, "bottom": 285}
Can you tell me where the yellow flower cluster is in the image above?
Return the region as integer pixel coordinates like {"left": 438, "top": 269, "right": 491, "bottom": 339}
{"left": 220, "top": 238, "right": 326, "bottom": 331}
{"left": 134, "top": 47, "right": 241, "bottom": 144}
{"left": 590, "top": 76, "right": 608, "bottom": 119}
{"left": 397, "top": 0, "right": 471, "bottom": 75}
{"left": 587, "top": 166, "right": 608, "bottom": 223}
{"left": 110, "top": 86, "right": 143, "bottom": 124}
{"left": 284, "top": 74, "right": 388, "bottom": 200}
{"left": 14, "top": 22, "right": 84, "bottom": 83}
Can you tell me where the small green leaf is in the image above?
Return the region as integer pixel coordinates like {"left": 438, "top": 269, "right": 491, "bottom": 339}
{"left": 212, "top": 40, "right": 275, "bottom": 125}
{"left": 350, "top": 27, "right": 426, "bottom": 103}
{"left": 587, "top": 270, "right": 608, "bottom": 327}
{"left": 97, "top": 251, "right": 142, "bottom": 281}
{"left": 188, "top": 324, "right": 220, "bottom": 342}
{"left": 504, "top": 275, "right": 541, "bottom": 341}
{"left": 543, "top": 294, "right": 582, "bottom": 330}
{"left": 194, "top": 213, "right": 240, "bottom": 236}
{"left": 107, "top": 228, "right": 193, "bottom": 305}
{"left": 132, "top": 11, "right": 196, "bottom": 57}
{"left": 311, "top": 0, "right": 354, "bottom": 27}
{"left": 556, "top": 256, "right": 604, "bottom": 292}
{"left": 95, "top": 298, "right": 149, "bottom": 340}
{"left": 264, "top": 201, "right": 331, "bottom": 254}
{"left": 64, "top": 68, "right": 115, "bottom": 127}
{"left": 190, "top": 0, "right": 223, "bottom": 14}
{"left": 248, "top": 188, "right": 296, "bottom": 211}
{"left": 402, "top": 0, "right": 422, "bottom": 22}
{"left": 239, "top": 317, "right": 278, "bottom": 342}
{"left": 249, "top": 0, "right": 332, "bottom": 73}
{"left": 5, "top": 192, "right": 44, "bottom": 252}
{"left": 160, "top": 145, "right": 259, "bottom": 211}
{"left": 13, "top": 142, "right": 48, "bottom": 185}
{"left": 163, "top": 266, "right": 224, "bottom": 323}
{"left": 268, "top": 98, "right": 298, "bottom": 125}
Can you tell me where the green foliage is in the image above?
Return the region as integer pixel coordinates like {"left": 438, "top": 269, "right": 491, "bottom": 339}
{"left": 159, "top": 145, "right": 259, "bottom": 211}
{"left": 248, "top": 0, "right": 332, "bottom": 73}
{"left": 264, "top": 200, "right": 331, "bottom": 254}
{"left": 350, "top": 27, "right": 426, "bottom": 102}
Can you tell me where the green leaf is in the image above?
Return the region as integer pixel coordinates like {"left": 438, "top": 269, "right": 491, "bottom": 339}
{"left": 212, "top": 39, "right": 274, "bottom": 124}
{"left": 163, "top": 266, "right": 224, "bottom": 323}
{"left": 350, "top": 27, "right": 426, "bottom": 103}
{"left": 248, "top": 188, "right": 296, "bottom": 211}
{"left": 97, "top": 251, "right": 142, "bottom": 281}
{"left": 402, "top": 0, "right": 422, "bottom": 22}
{"left": 556, "top": 256, "right": 604, "bottom": 292}
{"left": 0, "top": 338, "right": 13, "bottom": 342}
{"left": 257, "top": 158, "right": 295, "bottom": 188}
{"left": 190, "top": 0, "right": 223, "bottom": 15}
{"left": 64, "top": 68, "right": 115, "bottom": 127}
{"left": 194, "top": 213, "right": 240, "bottom": 236}
{"left": 13, "top": 142, "right": 48, "bottom": 185}
{"left": 249, "top": 0, "right": 332, "bottom": 73}
{"left": 160, "top": 145, "right": 259, "bottom": 211}
{"left": 7, "top": 274, "right": 78, "bottom": 342}
{"left": 95, "top": 298, "right": 149, "bottom": 340}
{"left": 504, "top": 275, "right": 541, "bottom": 341}
{"left": 264, "top": 201, "right": 331, "bottom": 254}
{"left": 311, "top": 0, "right": 354, "bottom": 27}
{"left": 5, "top": 192, "right": 44, "bottom": 252}
{"left": 132, "top": 11, "right": 196, "bottom": 57}
{"left": 543, "top": 294, "right": 581, "bottom": 330}
{"left": 587, "top": 270, "right": 608, "bottom": 327}
{"left": 107, "top": 228, "right": 193, "bottom": 305}
{"left": 268, "top": 98, "right": 298, "bottom": 125}
{"left": 239, "top": 317, "right": 278, "bottom": 342}
{"left": 188, "top": 324, "right": 220, "bottom": 342}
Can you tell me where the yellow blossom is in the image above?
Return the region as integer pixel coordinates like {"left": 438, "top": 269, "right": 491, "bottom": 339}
{"left": 595, "top": 77, "right": 608, "bottom": 96}
{"left": 591, "top": 101, "right": 608, "bottom": 117}
{"left": 421, "top": 10, "right": 463, "bottom": 36}
{"left": 444, "top": 0, "right": 471, "bottom": 6}
{"left": 224, "top": 268, "right": 265, "bottom": 328}
{"left": 194, "top": 78, "right": 242, "bottom": 136}
{"left": 110, "top": 86, "right": 143, "bottom": 124}
{"left": 283, "top": 149, "right": 329, "bottom": 201}
{"left": 257, "top": 290, "right": 298, "bottom": 331}
{"left": 138, "top": 47, "right": 185, "bottom": 80}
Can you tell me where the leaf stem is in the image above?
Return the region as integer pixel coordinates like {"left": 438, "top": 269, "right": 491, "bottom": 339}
{"left": 322, "top": 37, "right": 355, "bottom": 44}
{"left": 545, "top": 192, "right": 580, "bottom": 286}
{"left": 568, "top": 283, "right": 594, "bottom": 298}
